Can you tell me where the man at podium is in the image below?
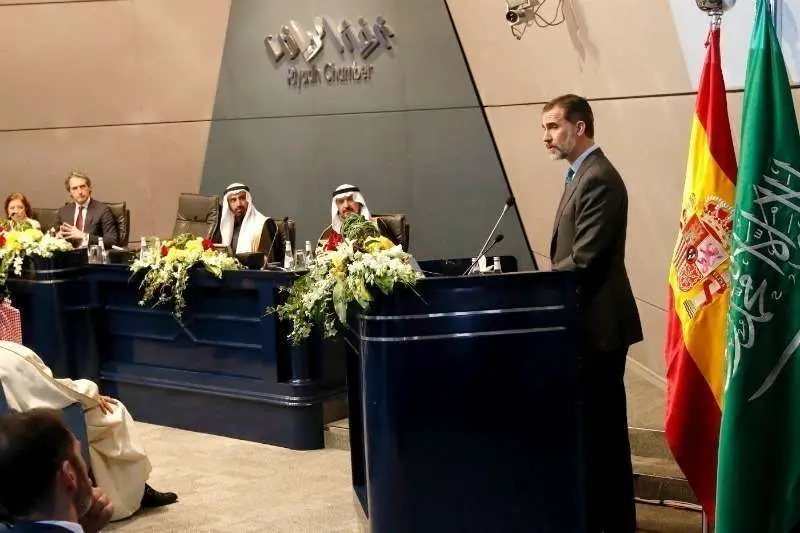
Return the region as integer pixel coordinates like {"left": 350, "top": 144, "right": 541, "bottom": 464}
{"left": 542, "top": 94, "right": 643, "bottom": 533}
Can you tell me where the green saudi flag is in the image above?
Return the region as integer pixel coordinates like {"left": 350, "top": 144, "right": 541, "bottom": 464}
{"left": 717, "top": 1, "right": 800, "bottom": 531}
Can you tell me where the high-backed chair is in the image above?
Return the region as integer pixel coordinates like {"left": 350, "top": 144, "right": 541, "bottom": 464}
{"left": 273, "top": 217, "right": 296, "bottom": 253}
{"left": 32, "top": 207, "right": 60, "bottom": 232}
{"left": 103, "top": 201, "right": 130, "bottom": 245}
{"left": 255, "top": 218, "right": 281, "bottom": 264}
{"left": 173, "top": 193, "right": 220, "bottom": 239}
{"left": 373, "top": 213, "right": 410, "bottom": 252}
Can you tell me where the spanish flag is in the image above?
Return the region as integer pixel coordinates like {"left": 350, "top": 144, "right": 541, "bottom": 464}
{"left": 664, "top": 27, "right": 736, "bottom": 520}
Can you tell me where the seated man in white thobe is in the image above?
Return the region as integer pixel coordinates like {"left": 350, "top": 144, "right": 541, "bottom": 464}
{"left": 216, "top": 183, "right": 272, "bottom": 254}
{"left": 322, "top": 183, "right": 400, "bottom": 251}
{"left": 0, "top": 341, "right": 177, "bottom": 522}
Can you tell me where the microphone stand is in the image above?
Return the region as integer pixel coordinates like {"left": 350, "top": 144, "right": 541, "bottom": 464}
{"left": 463, "top": 235, "right": 504, "bottom": 276}
{"left": 470, "top": 198, "right": 514, "bottom": 274}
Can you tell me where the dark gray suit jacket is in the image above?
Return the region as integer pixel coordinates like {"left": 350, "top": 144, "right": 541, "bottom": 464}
{"left": 550, "top": 148, "right": 643, "bottom": 353}
{"left": 0, "top": 522, "right": 74, "bottom": 532}
{"left": 54, "top": 199, "right": 119, "bottom": 248}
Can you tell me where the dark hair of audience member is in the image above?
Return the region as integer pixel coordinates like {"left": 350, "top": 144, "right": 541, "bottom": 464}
{"left": 0, "top": 408, "right": 75, "bottom": 517}
{"left": 4, "top": 192, "right": 33, "bottom": 219}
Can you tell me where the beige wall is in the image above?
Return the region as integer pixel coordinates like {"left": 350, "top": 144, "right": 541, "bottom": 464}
{"left": 446, "top": 0, "right": 800, "bottom": 400}
{"left": 0, "top": 0, "right": 231, "bottom": 240}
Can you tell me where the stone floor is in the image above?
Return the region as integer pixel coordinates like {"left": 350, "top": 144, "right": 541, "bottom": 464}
{"left": 104, "top": 419, "right": 701, "bottom": 533}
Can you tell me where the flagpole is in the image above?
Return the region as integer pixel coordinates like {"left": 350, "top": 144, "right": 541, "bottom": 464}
{"left": 703, "top": 513, "right": 710, "bottom": 533}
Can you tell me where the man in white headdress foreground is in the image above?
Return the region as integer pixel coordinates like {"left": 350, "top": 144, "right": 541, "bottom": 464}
{"left": 217, "top": 183, "right": 275, "bottom": 255}
{"left": 0, "top": 341, "right": 178, "bottom": 522}
{"left": 324, "top": 184, "right": 399, "bottom": 251}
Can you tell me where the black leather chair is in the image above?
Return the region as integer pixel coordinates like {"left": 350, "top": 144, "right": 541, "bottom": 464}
{"left": 103, "top": 201, "right": 130, "bottom": 246}
{"left": 255, "top": 218, "right": 282, "bottom": 264}
{"left": 173, "top": 193, "right": 220, "bottom": 239}
{"left": 273, "top": 217, "right": 296, "bottom": 255}
{"left": 32, "top": 207, "right": 60, "bottom": 232}
{"left": 373, "top": 214, "right": 410, "bottom": 252}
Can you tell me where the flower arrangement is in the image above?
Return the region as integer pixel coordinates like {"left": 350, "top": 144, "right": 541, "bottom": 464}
{"left": 270, "top": 215, "right": 421, "bottom": 344}
{"left": 130, "top": 233, "right": 242, "bottom": 321}
{"left": 0, "top": 218, "right": 73, "bottom": 289}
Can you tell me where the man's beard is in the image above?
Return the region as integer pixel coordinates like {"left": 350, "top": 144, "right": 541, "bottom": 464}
{"left": 548, "top": 134, "right": 576, "bottom": 161}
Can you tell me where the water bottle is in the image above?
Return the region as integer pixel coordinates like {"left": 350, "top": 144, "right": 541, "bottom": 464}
{"left": 283, "top": 240, "right": 294, "bottom": 269}
{"left": 469, "top": 258, "right": 478, "bottom": 275}
{"left": 97, "top": 237, "right": 108, "bottom": 264}
{"left": 153, "top": 238, "right": 161, "bottom": 262}
{"left": 304, "top": 240, "right": 314, "bottom": 264}
{"left": 493, "top": 256, "right": 502, "bottom": 273}
{"left": 139, "top": 237, "right": 148, "bottom": 261}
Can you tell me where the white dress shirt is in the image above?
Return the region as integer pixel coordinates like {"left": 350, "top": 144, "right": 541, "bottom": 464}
{"left": 36, "top": 521, "right": 85, "bottom": 533}
{"left": 568, "top": 143, "right": 599, "bottom": 176}
{"left": 73, "top": 199, "right": 91, "bottom": 227}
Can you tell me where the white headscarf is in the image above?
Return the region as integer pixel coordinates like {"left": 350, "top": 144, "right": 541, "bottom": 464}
{"left": 331, "top": 184, "right": 371, "bottom": 234}
{"left": 219, "top": 183, "right": 268, "bottom": 254}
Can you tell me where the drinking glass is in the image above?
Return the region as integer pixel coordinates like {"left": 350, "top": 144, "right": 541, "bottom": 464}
{"left": 294, "top": 250, "right": 306, "bottom": 270}
{"left": 87, "top": 245, "right": 102, "bottom": 264}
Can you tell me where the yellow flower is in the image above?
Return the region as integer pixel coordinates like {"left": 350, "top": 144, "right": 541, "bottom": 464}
{"left": 378, "top": 236, "right": 394, "bottom": 250}
{"left": 23, "top": 228, "right": 43, "bottom": 241}
{"left": 3, "top": 231, "right": 20, "bottom": 250}
{"left": 166, "top": 248, "right": 185, "bottom": 261}
{"left": 185, "top": 239, "right": 203, "bottom": 252}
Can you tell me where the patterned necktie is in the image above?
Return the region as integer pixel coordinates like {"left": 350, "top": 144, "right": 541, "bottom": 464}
{"left": 76, "top": 206, "right": 84, "bottom": 231}
{"left": 565, "top": 168, "right": 575, "bottom": 188}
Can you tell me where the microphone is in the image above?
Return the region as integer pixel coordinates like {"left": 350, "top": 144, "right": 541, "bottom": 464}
{"left": 471, "top": 196, "right": 515, "bottom": 270}
{"left": 463, "top": 234, "right": 505, "bottom": 275}
{"left": 262, "top": 218, "right": 284, "bottom": 269}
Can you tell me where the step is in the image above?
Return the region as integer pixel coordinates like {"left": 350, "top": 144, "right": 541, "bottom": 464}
{"left": 326, "top": 419, "right": 699, "bottom": 507}
{"left": 324, "top": 417, "right": 349, "bottom": 450}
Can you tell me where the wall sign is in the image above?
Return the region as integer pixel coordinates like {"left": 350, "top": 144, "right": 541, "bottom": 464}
{"left": 264, "top": 16, "right": 394, "bottom": 91}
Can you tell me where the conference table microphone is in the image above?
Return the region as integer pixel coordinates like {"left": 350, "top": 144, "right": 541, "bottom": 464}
{"left": 463, "top": 234, "right": 504, "bottom": 275}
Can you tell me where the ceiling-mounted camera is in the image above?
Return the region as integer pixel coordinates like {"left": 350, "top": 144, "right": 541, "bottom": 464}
{"left": 695, "top": 0, "right": 737, "bottom": 12}
{"left": 505, "top": 0, "right": 537, "bottom": 26}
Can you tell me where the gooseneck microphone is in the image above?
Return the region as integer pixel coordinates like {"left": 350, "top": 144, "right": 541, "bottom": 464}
{"left": 464, "top": 196, "right": 515, "bottom": 275}
{"left": 463, "top": 234, "right": 505, "bottom": 275}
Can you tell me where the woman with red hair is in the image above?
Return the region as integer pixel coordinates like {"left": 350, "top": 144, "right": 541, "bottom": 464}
{"left": 4, "top": 192, "right": 40, "bottom": 229}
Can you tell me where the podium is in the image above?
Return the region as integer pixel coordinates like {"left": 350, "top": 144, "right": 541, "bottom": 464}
{"left": 344, "top": 269, "right": 585, "bottom": 533}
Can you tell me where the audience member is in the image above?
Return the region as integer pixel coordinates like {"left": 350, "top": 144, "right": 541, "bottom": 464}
{"left": 54, "top": 171, "right": 118, "bottom": 248}
{"left": 0, "top": 408, "right": 114, "bottom": 533}
{"left": 0, "top": 341, "right": 177, "bottom": 522}
{"left": 4, "top": 193, "right": 40, "bottom": 229}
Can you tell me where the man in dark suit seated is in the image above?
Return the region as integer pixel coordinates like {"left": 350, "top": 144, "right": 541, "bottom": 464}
{"left": 54, "top": 171, "right": 118, "bottom": 248}
{"left": 0, "top": 409, "right": 115, "bottom": 533}
{"left": 323, "top": 184, "right": 398, "bottom": 251}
